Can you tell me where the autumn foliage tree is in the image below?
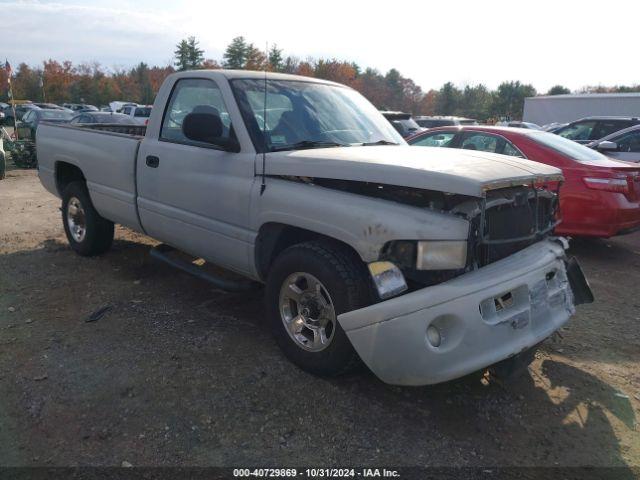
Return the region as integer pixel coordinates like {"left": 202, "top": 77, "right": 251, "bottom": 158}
{"left": 4, "top": 35, "right": 640, "bottom": 120}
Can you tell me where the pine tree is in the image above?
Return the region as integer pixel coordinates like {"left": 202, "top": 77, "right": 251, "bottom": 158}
{"left": 174, "top": 39, "right": 190, "bottom": 71}
{"left": 268, "top": 45, "right": 283, "bottom": 72}
{"left": 174, "top": 37, "right": 204, "bottom": 71}
{"left": 223, "top": 36, "right": 249, "bottom": 69}
{"left": 186, "top": 37, "right": 204, "bottom": 70}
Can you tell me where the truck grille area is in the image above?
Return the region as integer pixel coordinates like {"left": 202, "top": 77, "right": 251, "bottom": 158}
{"left": 471, "top": 186, "right": 559, "bottom": 267}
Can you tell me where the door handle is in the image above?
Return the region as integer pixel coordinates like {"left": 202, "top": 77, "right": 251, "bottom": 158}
{"left": 146, "top": 155, "right": 160, "bottom": 168}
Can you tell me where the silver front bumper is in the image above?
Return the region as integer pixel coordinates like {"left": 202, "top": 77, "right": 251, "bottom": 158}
{"left": 338, "top": 240, "right": 576, "bottom": 386}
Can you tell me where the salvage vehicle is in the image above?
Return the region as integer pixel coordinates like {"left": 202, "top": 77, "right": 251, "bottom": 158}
{"left": 120, "top": 104, "right": 152, "bottom": 125}
{"left": 554, "top": 116, "right": 640, "bottom": 144}
{"left": 19, "top": 108, "right": 73, "bottom": 139}
{"left": 587, "top": 124, "right": 640, "bottom": 163}
{"left": 380, "top": 111, "right": 424, "bottom": 137}
{"left": 69, "top": 112, "right": 137, "bottom": 125}
{"left": 36, "top": 71, "right": 592, "bottom": 386}
{"left": 408, "top": 125, "right": 640, "bottom": 237}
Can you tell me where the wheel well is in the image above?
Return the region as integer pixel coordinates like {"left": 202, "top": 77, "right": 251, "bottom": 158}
{"left": 55, "top": 162, "right": 85, "bottom": 195}
{"left": 255, "top": 223, "right": 364, "bottom": 281}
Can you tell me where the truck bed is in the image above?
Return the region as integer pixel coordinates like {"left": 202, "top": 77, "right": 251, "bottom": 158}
{"left": 36, "top": 121, "right": 144, "bottom": 231}
{"left": 75, "top": 123, "right": 147, "bottom": 137}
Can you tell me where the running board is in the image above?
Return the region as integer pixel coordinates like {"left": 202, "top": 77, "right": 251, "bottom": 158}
{"left": 150, "top": 244, "right": 259, "bottom": 292}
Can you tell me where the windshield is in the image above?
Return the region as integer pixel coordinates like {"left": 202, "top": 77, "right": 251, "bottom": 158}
{"left": 231, "top": 79, "right": 404, "bottom": 152}
{"left": 528, "top": 130, "right": 610, "bottom": 163}
{"left": 41, "top": 110, "right": 73, "bottom": 120}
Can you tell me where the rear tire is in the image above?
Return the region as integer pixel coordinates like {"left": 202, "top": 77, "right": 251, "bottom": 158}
{"left": 61, "top": 181, "right": 114, "bottom": 256}
{"left": 266, "top": 240, "right": 373, "bottom": 377}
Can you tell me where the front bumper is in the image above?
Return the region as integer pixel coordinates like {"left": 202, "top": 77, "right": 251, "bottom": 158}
{"left": 338, "top": 240, "right": 582, "bottom": 386}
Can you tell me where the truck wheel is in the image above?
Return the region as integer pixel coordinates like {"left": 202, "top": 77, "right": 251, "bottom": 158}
{"left": 61, "top": 181, "right": 114, "bottom": 256}
{"left": 266, "top": 241, "right": 373, "bottom": 377}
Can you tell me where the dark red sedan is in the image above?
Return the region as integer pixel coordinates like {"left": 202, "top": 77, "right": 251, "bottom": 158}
{"left": 407, "top": 126, "right": 640, "bottom": 237}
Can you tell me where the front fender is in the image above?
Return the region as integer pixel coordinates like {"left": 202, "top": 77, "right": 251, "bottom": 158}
{"left": 252, "top": 177, "right": 470, "bottom": 263}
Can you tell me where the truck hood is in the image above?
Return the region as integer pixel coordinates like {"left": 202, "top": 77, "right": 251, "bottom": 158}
{"left": 265, "top": 145, "right": 563, "bottom": 197}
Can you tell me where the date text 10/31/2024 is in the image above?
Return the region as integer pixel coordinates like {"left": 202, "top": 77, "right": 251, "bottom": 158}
{"left": 233, "top": 468, "right": 401, "bottom": 478}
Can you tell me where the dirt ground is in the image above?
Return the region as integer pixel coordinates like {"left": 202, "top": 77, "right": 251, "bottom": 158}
{"left": 1, "top": 168, "right": 639, "bottom": 471}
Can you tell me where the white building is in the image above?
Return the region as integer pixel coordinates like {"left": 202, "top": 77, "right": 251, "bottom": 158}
{"left": 523, "top": 93, "right": 640, "bottom": 126}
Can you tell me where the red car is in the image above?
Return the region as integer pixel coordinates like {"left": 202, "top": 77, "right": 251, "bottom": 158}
{"left": 407, "top": 126, "right": 640, "bottom": 237}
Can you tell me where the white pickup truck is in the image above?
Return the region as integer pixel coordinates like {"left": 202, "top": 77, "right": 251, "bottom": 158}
{"left": 36, "top": 70, "right": 592, "bottom": 386}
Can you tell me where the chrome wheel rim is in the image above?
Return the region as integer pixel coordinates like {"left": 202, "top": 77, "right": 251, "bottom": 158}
{"left": 66, "top": 197, "right": 86, "bottom": 242}
{"left": 279, "top": 272, "right": 336, "bottom": 352}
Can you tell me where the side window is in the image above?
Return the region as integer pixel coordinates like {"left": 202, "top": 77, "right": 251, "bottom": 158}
{"left": 502, "top": 140, "right": 525, "bottom": 158}
{"left": 160, "top": 78, "right": 233, "bottom": 145}
{"left": 411, "top": 131, "right": 456, "bottom": 147}
{"left": 134, "top": 107, "right": 151, "bottom": 118}
{"left": 23, "top": 111, "right": 33, "bottom": 122}
{"left": 461, "top": 133, "right": 499, "bottom": 153}
{"left": 122, "top": 107, "right": 131, "bottom": 115}
{"left": 556, "top": 121, "right": 596, "bottom": 141}
{"left": 614, "top": 130, "right": 640, "bottom": 152}
{"left": 592, "top": 121, "right": 632, "bottom": 140}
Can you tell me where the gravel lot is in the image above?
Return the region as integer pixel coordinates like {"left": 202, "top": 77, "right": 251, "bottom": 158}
{"left": 1, "top": 168, "right": 639, "bottom": 471}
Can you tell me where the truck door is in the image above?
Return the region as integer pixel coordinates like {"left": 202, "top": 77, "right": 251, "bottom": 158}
{"left": 136, "top": 77, "right": 255, "bottom": 276}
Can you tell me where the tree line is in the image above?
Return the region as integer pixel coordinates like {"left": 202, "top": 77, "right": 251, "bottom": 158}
{"left": 3, "top": 36, "right": 639, "bottom": 121}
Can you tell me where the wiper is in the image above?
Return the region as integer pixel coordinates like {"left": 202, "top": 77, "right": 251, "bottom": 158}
{"left": 360, "top": 140, "right": 399, "bottom": 146}
{"left": 270, "top": 140, "right": 348, "bottom": 152}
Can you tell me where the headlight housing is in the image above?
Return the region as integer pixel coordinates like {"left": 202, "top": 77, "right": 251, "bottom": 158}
{"left": 384, "top": 240, "right": 467, "bottom": 271}
{"left": 416, "top": 241, "right": 467, "bottom": 270}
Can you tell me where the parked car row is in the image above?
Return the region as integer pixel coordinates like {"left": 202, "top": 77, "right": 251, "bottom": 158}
{"left": 381, "top": 111, "right": 640, "bottom": 163}
{"left": 407, "top": 126, "right": 640, "bottom": 238}
{"left": 1, "top": 100, "right": 153, "bottom": 127}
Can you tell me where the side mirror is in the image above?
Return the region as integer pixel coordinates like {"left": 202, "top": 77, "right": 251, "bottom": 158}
{"left": 597, "top": 140, "right": 618, "bottom": 152}
{"left": 182, "top": 110, "right": 240, "bottom": 152}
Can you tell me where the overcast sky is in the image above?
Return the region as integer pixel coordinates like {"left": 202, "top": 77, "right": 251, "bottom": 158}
{"left": 2, "top": 0, "right": 638, "bottom": 93}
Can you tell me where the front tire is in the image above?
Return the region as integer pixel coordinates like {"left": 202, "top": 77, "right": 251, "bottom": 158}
{"left": 266, "top": 241, "right": 374, "bottom": 377}
{"left": 62, "top": 181, "right": 114, "bottom": 256}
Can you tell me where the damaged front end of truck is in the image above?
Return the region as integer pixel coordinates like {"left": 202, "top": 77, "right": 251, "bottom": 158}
{"left": 264, "top": 147, "right": 593, "bottom": 385}
{"left": 338, "top": 180, "right": 592, "bottom": 385}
